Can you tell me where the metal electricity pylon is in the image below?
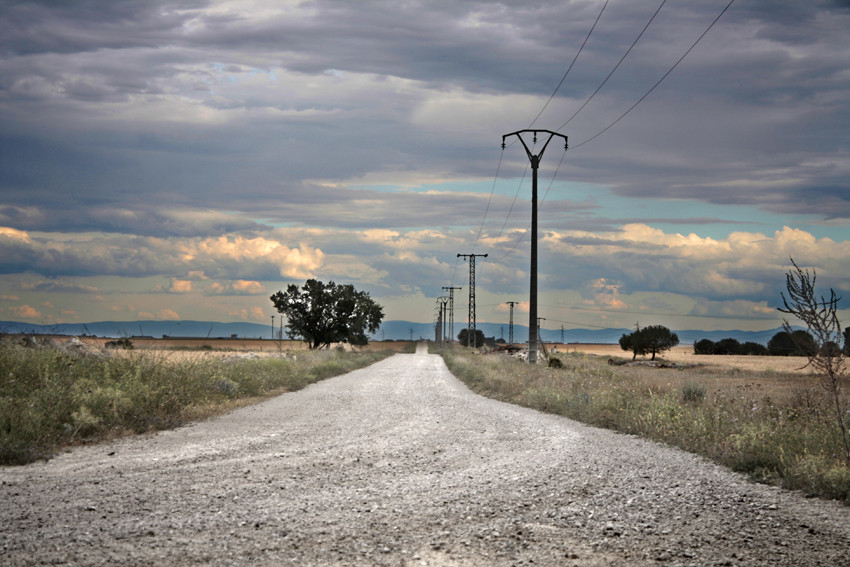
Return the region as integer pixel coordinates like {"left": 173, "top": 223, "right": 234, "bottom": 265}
{"left": 457, "top": 253, "right": 488, "bottom": 347}
{"left": 505, "top": 301, "right": 517, "bottom": 344}
{"left": 442, "top": 286, "right": 462, "bottom": 343}
{"left": 501, "top": 129, "right": 568, "bottom": 364}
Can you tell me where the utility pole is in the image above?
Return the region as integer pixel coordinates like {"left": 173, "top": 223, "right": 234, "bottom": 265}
{"left": 434, "top": 299, "right": 443, "bottom": 343}
{"left": 442, "top": 286, "right": 462, "bottom": 343}
{"left": 505, "top": 301, "right": 517, "bottom": 345}
{"left": 538, "top": 317, "right": 546, "bottom": 348}
{"left": 457, "top": 253, "right": 488, "bottom": 348}
{"left": 438, "top": 296, "right": 449, "bottom": 346}
{"left": 271, "top": 315, "right": 275, "bottom": 341}
{"left": 501, "top": 129, "right": 568, "bottom": 364}
{"left": 560, "top": 324, "right": 565, "bottom": 345}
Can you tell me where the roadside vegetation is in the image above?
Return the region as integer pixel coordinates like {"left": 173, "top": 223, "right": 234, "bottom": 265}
{"left": 0, "top": 342, "right": 395, "bottom": 465}
{"left": 439, "top": 346, "right": 850, "bottom": 503}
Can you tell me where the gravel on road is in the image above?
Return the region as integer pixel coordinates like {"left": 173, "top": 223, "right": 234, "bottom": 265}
{"left": 2, "top": 345, "right": 849, "bottom": 566}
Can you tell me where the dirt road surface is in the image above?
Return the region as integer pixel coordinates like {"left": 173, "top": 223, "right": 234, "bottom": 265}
{"left": 2, "top": 345, "right": 849, "bottom": 566}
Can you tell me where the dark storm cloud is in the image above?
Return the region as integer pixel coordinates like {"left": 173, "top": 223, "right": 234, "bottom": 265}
{"left": 2, "top": 0, "right": 846, "bottom": 227}
{"left": 1, "top": 0, "right": 849, "bottom": 324}
{"left": 0, "top": 204, "right": 264, "bottom": 237}
{"left": 0, "top": 0, "right": 199, "bottom": 56}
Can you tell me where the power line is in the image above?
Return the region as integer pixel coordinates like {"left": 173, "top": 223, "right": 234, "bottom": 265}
{"left": 495, "top": 163, "right": 529, "bottom": 239}
{"left": 538, "top": 303, "right": 781, "bottom": 322}
{"left": 558, "top": 0, "right": 668, "bottom": 130}
{"left": 454, "top": 1, "right": 738, "bottom": 330}
{"left": 570, "top": 0, "right": 736, "bottom": 151}
{"left": 471, "top": 149, "right": 505, "bottom": 253}
{"left": 497, "top": 0, "right": 736, "bottom": 255}
{"left": 495, "top": 146, "right": 568, "bottom": 263}
{"left": 528, "top": 0, "right": 610, "bottom": 129}
{"left": 539, "top": 317, "right": 625, "bottom": 331}
{"left": 489, "top": 0, "right": 608, "bottom": 255}
{"left": 474, "top": 301, "right": 782, "bottom": 324}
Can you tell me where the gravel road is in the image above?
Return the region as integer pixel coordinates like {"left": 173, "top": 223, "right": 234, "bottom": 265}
{"left": 2, "top": 345, "right": 849, "bottom": 566}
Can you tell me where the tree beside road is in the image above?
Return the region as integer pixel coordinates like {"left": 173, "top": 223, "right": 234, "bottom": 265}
{"left": 270, "top": 279, "right": 384, "bottom": 349}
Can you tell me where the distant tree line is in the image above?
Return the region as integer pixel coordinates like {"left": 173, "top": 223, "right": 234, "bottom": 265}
{"left": 693, "top": 327, "right": 850, "bottom": 356}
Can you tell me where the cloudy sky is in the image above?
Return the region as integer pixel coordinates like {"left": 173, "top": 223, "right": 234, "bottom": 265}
{"left": 1, "top": 0, "right": 849, "bottom": 335}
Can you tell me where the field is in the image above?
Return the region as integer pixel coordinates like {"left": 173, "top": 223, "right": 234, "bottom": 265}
{"left": 561, "top": 343, "right": 814, "bottom": 373}
{"left": 73, "top": 336, "right": 417, "bottom": 353}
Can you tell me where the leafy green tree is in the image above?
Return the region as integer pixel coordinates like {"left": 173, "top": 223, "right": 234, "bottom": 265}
{"left": 768, "top": 330, "right": 817, "bottom": 356}
{"left": 768, "top": 331, "right": 794, "bottom": 355}
{"left": 457, "top": 328, "right": 485, "bottom": 348}
{"left": 693, "top": 339, "right": 715, "bottom": 355}
{"left": 714, "top": 337, "right": 742, "bottom": 355}
{"left": 641, "top": 325, "right": 680, "bottom": 360}
{"left": 741, "top": 342, "right": 769, "bottom": 356}
{"left": 620, "top": 325, "right": 679, "bottom": 361}
{"left": 270, "top": 279, "right": 384, "bottom": 350}
{"left": 619, "top": 332, "right": 643, "bottom": 360}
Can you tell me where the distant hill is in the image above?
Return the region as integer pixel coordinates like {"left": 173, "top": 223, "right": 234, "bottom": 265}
{"left": 0, "top": 320, "right": 271, "bottom": 340}
{"left": 1, "top": 319, "right": 790, "bottom": 346}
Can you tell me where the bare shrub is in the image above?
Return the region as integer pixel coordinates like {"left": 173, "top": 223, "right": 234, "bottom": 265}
{"left": 779, "top": 258, "right": 849, "bottom": 464}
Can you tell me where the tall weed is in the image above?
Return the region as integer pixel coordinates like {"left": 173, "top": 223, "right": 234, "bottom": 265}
{"left": 0, "top": 344, "right": 390, "bottom": 465}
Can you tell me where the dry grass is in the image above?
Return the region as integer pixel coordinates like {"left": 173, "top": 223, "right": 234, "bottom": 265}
{"left": 559, "top": 343, "right": 814, "bottom": 373}
{"left": 439, "top": 345, "right": 850, "bottom": 502}
{"left": 0, "top": 342, "right": 399, "bottom": 465}
{"left": 71, "top": 336, "right": 416, "bottom": 353}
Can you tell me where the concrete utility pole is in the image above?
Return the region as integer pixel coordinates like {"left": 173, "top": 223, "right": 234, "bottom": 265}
{"left": 457, "top": 253, "right": 488, "bottom": 348}
{"left": 438, "top": 296, "right": 449, "bottom": 346}
{"left": 501, "top": 129, "right": 568, "bottom": 364}
{"left": 505, "top": 301, "right": 517, "bottom": 345}
{"left": 271, "top": 315, "right": 275, "bottom": 341}
{"left": 434, "top": 299, "right": 443, "bottom": 343}
{"left": 538, "top": 317, "right": 546, "bottom": 348}
{"left": 442, "top": 286, "right": 462, "bottom": 343}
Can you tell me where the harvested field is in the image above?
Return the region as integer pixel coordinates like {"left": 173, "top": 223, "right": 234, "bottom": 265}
{"left": 558, "top": 343, "right": 815, "bottom": 374}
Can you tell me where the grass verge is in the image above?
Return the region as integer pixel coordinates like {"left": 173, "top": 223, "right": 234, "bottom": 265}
{"left": 1, "top": 343, "right": 393, "bottom": 465}
{"left": 439, "top": 347, "right": 850, "bottom": 503}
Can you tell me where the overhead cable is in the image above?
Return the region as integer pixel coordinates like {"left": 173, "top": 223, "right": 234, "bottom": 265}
{"left": 471, "top": 149, "right": 505, "bottom": 253}
{"left": 558, "top": 0, "right": 668, "bottom": 130}
{"left": 527, "top": 0, "right": 609, "bottom": 129}
{"left": 570, "top": 0, "right": 736, "bottom": 150}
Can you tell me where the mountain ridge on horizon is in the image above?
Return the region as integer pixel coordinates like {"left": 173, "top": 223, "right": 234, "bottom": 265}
{"left": 0, "top": 319, "right": 793, "bottom": 346}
